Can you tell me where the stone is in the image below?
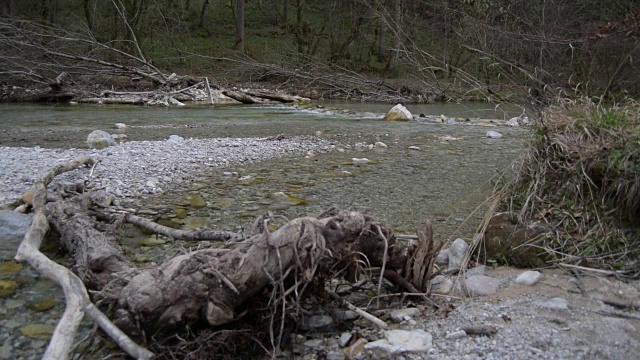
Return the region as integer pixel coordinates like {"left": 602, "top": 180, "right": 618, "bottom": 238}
{"left": 352, "top": 158, "right": 370, "bottom": 165}
{"left": 333, "top": 310, "right": 358, "bottom": 321}
{"left": 408, "top": 146, "right": 420, "bottom": 150}
{"left": 374, "top": 141, "right": 388, "bottom": 149}
{"left": 303, "top": 339, "right": 324, "bottom": 348}
{"left": 167, "top": 135, "right": 184, "bottom": 142}
{"left": 238, "top": 175, "right": 257, "bottom": 185}
{"left": 463, "top": 275, "right": 499, "bottom": 296}
{"left": 0, "top": 261, "right": 22, "bottom": 275}
{"left": 86, "top": 130, "right": 116, "bottom": 149}
{"left": 0, "top": 339, "right": 11, "bottom": 360}
{"left": 534, "top": 297, "right": 568, "bottom": 310}
{"left": 298, "top": 315, "right": 334, "bottom": 331}
{"left": 448, "top": 238, "right": 469, "bottom": 270}
{"left": 140, "top": 236, "right": 168, "bottom": 246}
{"left": 339, "top": 333, "right": 353, "bottom": 347}
{"left": 20, "top": 324, "right": 55, "bottom": 340}
{"left": 186, "top": 193, "right": 206, "bottom": 208}
{"left": 344, "top": 338, "right": 368, "bottom": 358}
{"left": 14, "top": 204, "right": 28, "bottom": 213}
{"left": 114, "top": 123, "right": 128, "bottom": 129}
{"left": 515, "top": 270, "right": 542, "bottom": 285}
{"left": 435, "top": 248, "right": 449, "bottom": 266}
{"left": 465, "top": 265, "right": 486, "bottom": 278}
{"left": 389, "top": 308, "right": 421, "bottom": 323}
{"left": 383, "top": 104, "right": 413, "bottom": 121}
{"left": 26, "top": 298, "right": 56, "bottom": 312}
{"left": 175, "top": 208, "right": 188, "bottom": 219}
{"left": 0, "top": 280, "right": 17, "bottom": 298}
{"left": 506, "top": 117, "right": 520, "bottom": 127}
{"left": 365, "top": 329, "right": 432, "bottom": 356}
{"left": 486, "top": 130, "right": 503, "bottom": 139}
{"left": 431, "top": 276, "right": 454, "bottom": 295}
{"left": 0, "top": 210, "right": 32, "bottom": 242}
{"left": 446, "top": 330, "right": 468, "bottom": 340}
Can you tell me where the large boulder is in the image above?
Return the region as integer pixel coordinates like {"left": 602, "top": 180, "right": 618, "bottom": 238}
{"left": 87, "top": 130, "right": 116, "bottom": 149}
{"left": 383, "top": 104, "right": 413, "bottom": 121}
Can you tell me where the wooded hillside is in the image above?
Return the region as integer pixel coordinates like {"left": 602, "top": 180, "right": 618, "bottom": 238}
{"left": 1, "top": 0, "right": 639, "bottom": 101}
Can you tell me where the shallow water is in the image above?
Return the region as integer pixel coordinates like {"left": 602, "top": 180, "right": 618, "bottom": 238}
{"left": 0, "top": 101, "right": 529, "bottom": 357}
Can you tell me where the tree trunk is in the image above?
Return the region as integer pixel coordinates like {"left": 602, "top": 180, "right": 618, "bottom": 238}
{"left": 283, "top": 0, "right": 288, "bottom": 26}
{"left": 384, "top": 0, "right": 402, "bottom": 76}
{"left": 0, "top": 0, "right": 16, "bottom": 15}
{"left": 235, "top": 0, "right": 245, "bottom": 53}
{"left": 198, "top": 0, "right": 209, "bottom": 28}
{"left": 83, "top": 0, "right": 96, "bottom": 32}
{"left": 295, "top": 0, "right": 303, "bottom": 53}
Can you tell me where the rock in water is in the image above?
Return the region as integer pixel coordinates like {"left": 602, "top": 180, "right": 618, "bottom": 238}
{"left": 448, "top": 238, "right": 469, "bottom": 270}
{"left": 383, "top": 104, "right": 413, "bottom": 121}
{"left": 167, "top": 135, "right": 184, "bottom": 142}
{"left": 114, "top": 123, "right": 128, "bottom": 129}
{"left": 86, "top": 130, "right": 116, "bottom": 149}
{"left": 506, "top": 117, "right": 520, "bottom": 127}
{"left": 515, "top": 270, "right": 542, "bottom": 285}
{"left": 486, "top": 130, "right": 503, "bottom": 139}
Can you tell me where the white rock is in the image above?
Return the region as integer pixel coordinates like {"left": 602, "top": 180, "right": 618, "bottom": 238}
{"left": 315, "top": 131, "right": 323, "bottom": 136}
{"left": 486, "top": 130, "right": 503, "bottom": 139}
{"left": 463, "top": 275, "right": 499, "bottom": 296}
{"left": 446, "top": 330, "right": 468, "bottom": 340}
{"left": 339, "top": 333, "right": 352, "bottom": 347}
{"left": 238, "top": 175, "right": 255, "bottom": 185}
{"left": 515, "top": 270, "right": 542, "bottom": 285}
{"left": 534, "top": 297, "right": 568, "bottom": 310}
{"left": 408, "top": 146, "right": 421, "bottom": 150}
{"left": 352, "top": 158, "right": 370, "bottom": 165}
{"left": 383, "top": 104, "right": 413, "bottom": 121}
{"left": 303, "top": 339, "right": 324, "bottom": 347}
{"left": 167, "top": 135, "right": 184, "bottom": 142}
{"left": 114, "top": 123, "right": 128, "bottom": 129}
{"left": 87, "top": 130, "right": 116, "bottom": 149}
{"left": 111, "top": 134, "right": 128, "bottom": 142}
{"left": 448, "top": 238, "right": 469, "bottom": 270}
{"left": 506, "top": 117, "right": 520, "bottom": 127}
{"left": 365, "top": 329, "right": 432, "bottom": 356}
{"left": 374, "top": 141, "right": 388, "bottom": 149}
{"left": 389, "top": 308, "right": 421, "bottom": 323}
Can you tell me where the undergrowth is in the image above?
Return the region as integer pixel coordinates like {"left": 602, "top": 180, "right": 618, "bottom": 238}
{"left": 501, "top": 98, "right": 640, "bottom": 276}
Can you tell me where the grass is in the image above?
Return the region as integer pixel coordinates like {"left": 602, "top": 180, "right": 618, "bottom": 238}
{"left": 491, "top": 98, "right": 640, "bottom": 276}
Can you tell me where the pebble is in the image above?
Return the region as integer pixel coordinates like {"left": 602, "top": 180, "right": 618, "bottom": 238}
{"left": 389, "top": 308, "right": 421, "bottom": 323}
{"left": 365, "top": 329, "right": 432, "bottom": 356}
{"left": 408, "top": 146, "right": 421, "bottom": 150}
{"left": 486, "top": 130, "right": 503, "bottom": 139}
{"left": 352, "top": 158, "right": 370, "bottom": 165}
{"left": 463, "top": 275, "right": 499, "bottom": 296}
{"left": 446, "top": 330, "right": 468, "bottom": 340}
{"left": 339, "top": 333, "right": 352, "bottom": 347}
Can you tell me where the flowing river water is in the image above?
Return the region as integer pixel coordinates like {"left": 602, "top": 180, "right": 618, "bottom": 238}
{"left": 0, "top": 101, "right": 530, "bottom": 358}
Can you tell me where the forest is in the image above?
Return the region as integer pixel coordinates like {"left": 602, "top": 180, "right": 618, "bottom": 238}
{"left": 1, "top": 0, "right": 639, "bottom": 101}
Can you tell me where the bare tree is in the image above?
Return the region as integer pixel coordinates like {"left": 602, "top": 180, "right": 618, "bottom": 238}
{"left": 235, "top": 0, "right": 245, "bottom": 53}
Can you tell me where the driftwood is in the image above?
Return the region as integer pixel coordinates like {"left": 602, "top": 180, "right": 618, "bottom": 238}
{"left": 15, "top": 156, "right": 152, "bottom": 360}
{"left": 246, "top": 90, "right": 309, "bottom": 103}
{"left": 222, "top": 90, "right": 262, "bottom": 104}
{"left": 18, "top": 156, "right": 440, "bottom": 358}
{"left": 125, "top": 213, "right": 243, "bottom": 242}
{"left": 78, "top": 97, "right": 146, "bottom": 105}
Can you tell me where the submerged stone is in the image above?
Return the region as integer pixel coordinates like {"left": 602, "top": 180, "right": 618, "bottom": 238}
{"left": 140, "top": 236, "right": 168, "bottom": 247}
{"left": 0, "top": 261, "right": 23, "bottom": 275}
{"left": 26, "top": 298, "right": 56, "bottom": 312}
{"left": 0, "top": 280, "right": 17, "bottom": 298}
{"left": 20, "top": 324, "right": 55, "bottom": 340}
{"left": 186, "top": 194, "right": 206, "bottom": 208}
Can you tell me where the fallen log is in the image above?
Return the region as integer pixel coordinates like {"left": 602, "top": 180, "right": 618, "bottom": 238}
{"left": 78, "top": 97, "right": 146, "bottom": 105}
{"left": 222, "top": 90, "right": 262, "bottom": 104}
{"left": 15, "top": 156, "right": 152, "bottom": 360}
{"left": 245, "top": 90, "right": 310, "bottom": 103}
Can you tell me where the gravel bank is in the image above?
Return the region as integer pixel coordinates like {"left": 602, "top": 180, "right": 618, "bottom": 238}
{"left": 0, "top": 136, "right": 334, "bottom": 209}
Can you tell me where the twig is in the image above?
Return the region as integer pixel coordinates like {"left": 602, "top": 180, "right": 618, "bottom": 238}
{"left": 375, "top": 225, "right": 389, "bottom": 309}
{"left": 327, "top": 290, "right": 387, "bottom": 329}
{"left": 125, "top": 213, "right": 242, "bottom": 242}
{"left": 559, "top": 263, "right": 631, "bottom": 276}
{"left": 204, "top": 77, "right": 214, "bottom": 104}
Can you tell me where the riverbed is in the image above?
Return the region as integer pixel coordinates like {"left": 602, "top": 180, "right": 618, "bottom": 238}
{"left": 0, "top": 101, "right": 530, "bottom": 358}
